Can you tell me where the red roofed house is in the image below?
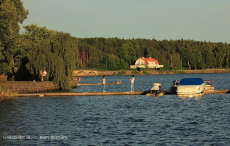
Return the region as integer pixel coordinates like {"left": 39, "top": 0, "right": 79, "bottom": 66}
{"left": 130, "top": 57, "right": 163, "bottom": 69}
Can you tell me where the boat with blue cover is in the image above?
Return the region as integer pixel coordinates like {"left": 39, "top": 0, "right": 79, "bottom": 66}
{"left": 176, "top": 78, "right": 206, "bottom": 97}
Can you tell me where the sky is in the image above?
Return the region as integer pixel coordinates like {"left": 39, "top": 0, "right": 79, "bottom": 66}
{"left": 20, "top": 0, "right": 230, "bottom": 43}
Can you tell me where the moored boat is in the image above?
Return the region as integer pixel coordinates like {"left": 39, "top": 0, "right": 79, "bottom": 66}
{"left": 176, "top": 78, "right": 206, "bottom": 97}
{"left": 146, "top": 83, "right": 164, "bottom": 96}
{"left": 204, "top": 80, "right": 214, "bottom": 91}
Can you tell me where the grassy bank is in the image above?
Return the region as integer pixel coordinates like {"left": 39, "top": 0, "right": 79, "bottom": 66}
{"left": 0, "top": 85, "right": 18, "bottom": 100}
{"left": 73, "top": 69, "right": 230, "bottom": 76}
{"left": 112, "top": 69, "right": 230, "bottom": 76}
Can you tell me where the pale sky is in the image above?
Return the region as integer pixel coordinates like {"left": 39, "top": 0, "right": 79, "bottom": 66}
{"left": 20, "top": 0, "right": 230, "bottom": 43}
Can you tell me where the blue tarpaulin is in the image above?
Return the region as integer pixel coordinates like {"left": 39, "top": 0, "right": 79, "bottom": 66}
{"left": 179, "top": 78, "right": 204, "bottom": 85}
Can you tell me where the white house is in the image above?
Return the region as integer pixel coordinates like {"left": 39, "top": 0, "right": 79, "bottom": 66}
{"left": 130, "top": 57, "right": 163, "bottom": 69}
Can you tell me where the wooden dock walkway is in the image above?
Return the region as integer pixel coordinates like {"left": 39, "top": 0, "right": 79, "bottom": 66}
{"left": 204, "top": 90, "right": 230, "bottom": 94}
{"left": 18, "top": 91, "right": 147, "bottom": 97}
{"left": 76, "top": 82, "right": 121, "bottom": 85}
{"left": 18, "top": 90, "right": 230, "bottom": 97}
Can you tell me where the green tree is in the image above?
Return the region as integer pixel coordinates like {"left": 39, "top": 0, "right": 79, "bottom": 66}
{"left": 202, "top": 44, "right": 214, "bottom": 68}
{"left": 179, "top": 47, "right": 189, "bottom": 69}
{"left": 213, "top": 43, "right": 226, "bottom": 68}
{"left": 0, "top": 0, "right": 28, "bottom": 74}
{"left": 19, "top": 25, "right": 78, "bottom": 90}
{"left": 107, "top": 54, "right": 123, "bottom": 70}
{"left": 117, "top": 43, "right": 131, "bottom": 66}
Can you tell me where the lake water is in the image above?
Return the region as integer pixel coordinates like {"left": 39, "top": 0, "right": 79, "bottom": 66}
{"left": 1, "top": 73, "right": 230, "bottom": 145}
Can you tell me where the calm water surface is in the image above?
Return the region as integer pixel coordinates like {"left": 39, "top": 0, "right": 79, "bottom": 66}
{"left": 1, "top": 73, "right": 230, "bottom": 145}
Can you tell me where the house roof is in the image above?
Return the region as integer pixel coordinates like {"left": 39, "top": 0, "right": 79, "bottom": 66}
{"left": 140, "top": 58, "right": 159, "bottom": 65}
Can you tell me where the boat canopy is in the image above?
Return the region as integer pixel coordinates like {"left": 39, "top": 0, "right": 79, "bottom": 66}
{"left": 179, "top": 78, "right": 204, "bottom": 85}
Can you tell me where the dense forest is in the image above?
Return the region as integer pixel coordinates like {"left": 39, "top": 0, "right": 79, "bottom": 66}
{"left": 78, "top": 38, "right": 230, "bottom": 71}
{"left": 1, "top": 0, "right": 230, "bottom": 89}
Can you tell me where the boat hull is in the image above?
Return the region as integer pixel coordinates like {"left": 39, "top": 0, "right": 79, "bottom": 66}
{"left": 177, "top": 92, "right": 204, "bottom": 98}
{"left": 146, "top": 92, "right": 164, "bottom": 97}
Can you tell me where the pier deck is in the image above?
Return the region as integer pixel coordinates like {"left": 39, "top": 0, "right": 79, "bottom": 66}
{"left": 18, "top": 90, "right": 230, "bottom": 97}
{"left": 18, "top": 91, "right": 147, "bottom": 97}
{"left": 76, "top": 82, "right": 121, "bottom": 85}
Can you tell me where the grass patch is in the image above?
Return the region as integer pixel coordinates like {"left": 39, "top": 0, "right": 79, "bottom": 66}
{"left": 177, "top": 70, "right": 186, "bottom": 74}
{"left": 0, "top": 85, "right": 18, "bottom": 100}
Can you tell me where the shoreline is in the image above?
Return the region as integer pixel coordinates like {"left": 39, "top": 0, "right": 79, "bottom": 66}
{"left": 0, "top": 69, "right": 229, "bottom": 98}
{"left": 74, "top": 69, "right": 230, "bottom": 76}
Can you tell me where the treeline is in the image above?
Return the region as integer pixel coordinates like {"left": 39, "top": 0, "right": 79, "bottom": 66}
{"left": 78, "top": 38, "right": 230, "bottom": 70}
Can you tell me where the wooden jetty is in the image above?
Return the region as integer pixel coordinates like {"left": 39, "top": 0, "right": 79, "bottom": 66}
{"left": 76, "top": 82, "right": 121, "bottom": 86}
{"left": 204, "top": 89, "right": 230, "bottom": 94}
{"left": 17, "top": 90, "right": 229, "bottom": 97}
{"left": 18, "top": 91, "right": 147, "bottom": 97}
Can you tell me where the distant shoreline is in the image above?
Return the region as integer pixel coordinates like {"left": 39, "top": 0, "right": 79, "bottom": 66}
{"left": 0, "top": 69, "right": 229, "bottom": 97}
{"left": 73, "top": 69, "right": 230, "bottom": 76}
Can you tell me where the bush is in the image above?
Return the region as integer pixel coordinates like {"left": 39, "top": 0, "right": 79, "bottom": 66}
{"left": 118, "top": 70, "right": 126, "bottom": 75}
{"left": 131, "top": 70, "right": 140, "bottom": 74}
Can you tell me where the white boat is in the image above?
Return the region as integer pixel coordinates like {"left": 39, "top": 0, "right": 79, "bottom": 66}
{"left": 147, "top": 83, "right": 164, "bottom": 96}
{"left": 176, "top": 78, "right": 206, "bottom": 97}
{"left": 204, "top": 80, "right": 214, "bottom": 91}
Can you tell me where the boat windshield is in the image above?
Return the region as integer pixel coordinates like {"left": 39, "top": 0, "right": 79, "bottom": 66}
{"left": 204, "top": 80, "right": 212, "bottom": 86}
